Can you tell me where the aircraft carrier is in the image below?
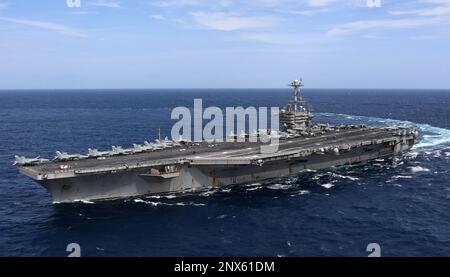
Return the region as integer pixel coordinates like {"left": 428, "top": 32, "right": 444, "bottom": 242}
{"left": 15, "top": 80, "right": 419, "bottom": 203}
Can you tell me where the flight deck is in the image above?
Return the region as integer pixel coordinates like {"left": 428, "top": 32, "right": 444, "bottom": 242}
{"left": 21, "top": 127, "right": 415, "bottom": 181}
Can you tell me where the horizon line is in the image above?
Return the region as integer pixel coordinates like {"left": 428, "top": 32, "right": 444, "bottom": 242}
{"left": 1, "top": 87, "right": 450, "bottom": 91}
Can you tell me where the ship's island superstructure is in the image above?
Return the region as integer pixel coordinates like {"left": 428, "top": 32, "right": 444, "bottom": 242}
{"left": 15, "top": 80, "right": 419, "bottom": 203}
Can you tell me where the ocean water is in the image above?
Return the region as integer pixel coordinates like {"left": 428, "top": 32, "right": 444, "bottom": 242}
{"left": 0, "top": 89, "right": 450, "bottom": 257}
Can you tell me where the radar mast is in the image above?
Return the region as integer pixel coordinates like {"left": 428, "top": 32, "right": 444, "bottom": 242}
{"left": 280, "top": 78, "right": 314, "bottom": 133}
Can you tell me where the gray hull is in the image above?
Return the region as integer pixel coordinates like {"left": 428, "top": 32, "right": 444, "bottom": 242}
{"left": 37, "top": 139, "right": 413, "bottom": 203}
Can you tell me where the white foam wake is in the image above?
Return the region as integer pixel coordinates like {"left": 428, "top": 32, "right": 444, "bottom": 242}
{"left": 319, "top": 113, "right": 450, "bottom": 149}
{"left": 409, "top": 166, "right": 430, "bottom": 174}
{"left": 134, "top": 198, "right": 206, "bottom": 206}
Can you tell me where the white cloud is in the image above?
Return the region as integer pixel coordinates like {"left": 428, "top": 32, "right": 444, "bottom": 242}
{"left": 305, "top": 0, "right": 336, "bottom": 7}
{"left": 190, "top": 12, "right": 275, "bottom": 31}
{"left": 410, "top": 34, "right": 444, "bottom": 40}
{"left": 152, "top": 0, "right": 234, "bottom": 9}
{"left": 152, "top": 0, "right": 201, "bottom": 8}
{"left": 250, "top": 0, "right": 286, "bottom": 7}
{"left": 362, "top": 33, "right": 383, "bottom": 39}
{"left": 289, "top": 8, "right": 329, "bottom": 16}
{"left": 238, "top": 32, "right": 324, "bottom": 45}
{"left": 327, "top": 17, "right": 439, "bottom": 36}
{"left": 146, "top": 0, "right": 449, "bottom": 42}
{"left": 239, "top": 32, "right": 299, "bottom": 44}
{"left": 0, "top": 17, "right": 87, "bottom": 38}
{"left": 388, "top": 0, "right": 450, "bottom": 17}
{"left": 390, "top": 5, "right": 450, "bottom": 16}
{"left": 68, "top": 11, "right": 99, "bottom": 16}
{"left": 151, "top": 14, "right": 167, "bottom": 21}
{"left": 88, "top": 0, "right": 121, "bottom": 9}
{"left": 420, "top": 0, "right": 450, "bottom": 4}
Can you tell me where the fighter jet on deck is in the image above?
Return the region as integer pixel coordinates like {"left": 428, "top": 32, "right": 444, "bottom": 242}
{"left": 132, "top": 144, "right": 146, "bottom": 153}
{"left": 13, "top": 155, "right": 50, "bottom": 166}
{"left": 140, "top": 142, "right": 155, "bottom": 151}
{"left": 144, "top": 141, "right": 163, "bottom": 150}
{"left": 54, "top": 151, "right": 88, "bottom": 161}
{"left": 164, "top": 136, "right": 180, "bottom": 147}
{"left": 110, "top": 146, "right": 133, "bottom": 156}
{"left": 155, "top": 137, "right": 176, "bottom": 148}
{"left": 87, "top": 148, "right": 110, "bottom": 158}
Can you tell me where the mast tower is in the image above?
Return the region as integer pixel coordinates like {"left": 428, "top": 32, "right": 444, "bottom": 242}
{"left": 280, "top": 79, "right": 314, "bottom": 132}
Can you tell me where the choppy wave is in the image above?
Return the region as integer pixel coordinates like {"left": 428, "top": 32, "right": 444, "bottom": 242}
{"left": 246, "top": 186, "right": 261, "bottom": 191}
{"left": 332, "top": 173, "right": 360, "bottom": 181}
{"left": 67, "top": 200, "right": 95, "bottom": 204}
{"left": 133, "top": 198, "right": 206, "bottom": 206}
{"left": 393, "top": 175, "right": 413, "bottom": 179}
{"left": 318, "top": 113, "right": 450, "bottom": 149}
{"left": 290, "top": 190, "right": 310, "bottom": 197}
{"left": 409, "top": 166, "right": 430, "bottom": 174}
{"left": 267, "top": 184, "right": 292, "bottom": 190}
{"left": 321, "top": 183, "right": 334, "bottom": 189}
{"left": 146, "top": 194, "right": 177, "bottom": 200}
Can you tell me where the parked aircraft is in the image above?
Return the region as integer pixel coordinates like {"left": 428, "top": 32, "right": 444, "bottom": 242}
{"left": 13, "top": 155, "right": 49, "bottom": 166}
{"left": 54, "top": 151, "right": 88, "bottom": 161}
{"left": 87, "top": 148, "right": 110, "bottom": 158}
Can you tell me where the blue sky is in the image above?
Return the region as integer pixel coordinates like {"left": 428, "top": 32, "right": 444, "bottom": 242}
{"left": 0, "top": 0, "right": 449, "bottom": 89}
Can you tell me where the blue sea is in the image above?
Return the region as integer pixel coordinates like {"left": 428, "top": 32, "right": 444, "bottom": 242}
{"left": 1, "top": 89, "right": 450, "bottom": 257}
